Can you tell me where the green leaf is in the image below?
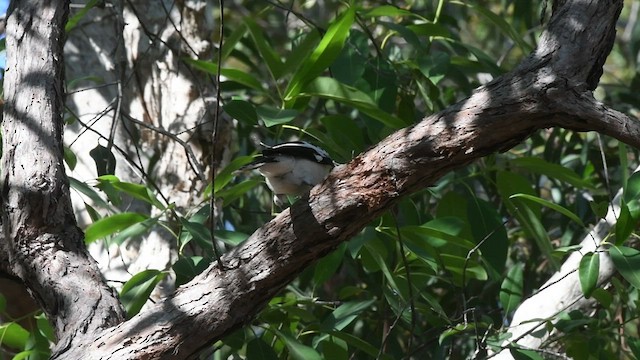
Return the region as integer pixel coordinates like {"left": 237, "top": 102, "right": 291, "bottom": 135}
{"left": 35, "top": 313, "right": 55, "bottom": 342}
{"left": 407, "top": 23, "right": 452, "bottom": 38}
{"left": 63, "top": 146, "right": 77, "bottom": 170}
{"left": 223, "top": 100, "right": 258, "bottom": 125}
{"left": 0, "top": 322, "right": 30, "bottom": 350}
{"left": 173, "top": 256, "right": 210, "bottom": 287}
{"left": 273, "top": 330, "right": 322, "bottom": 360}
{"left": 629, "top": 338, "right": 640, "bottom": 360}
{"left": 510, "top": 157, "right": 594, "bottom": 189}
{"left": 509, "top": 348, "right": 544, "bottom": 360}
{"left": 363, "top": 5, "right": 421, "bottom": 19}
{"left": 65, "top": 0, "right": 100, "bottom": 32}
{"left": 84, "top": 212, "right": 148, "bottom": 244}
{"left": 579, "top": 252, "right": 600, "bottom": 298}
{"left": 615, "top": 203, "right": 633, "bottom": 245}
{"left": 500, "top": 263, "right": 524, "bottom": 314}
{"left": 214, "top": 155, "right": 255, "bottom": 194}
{"left": 609, "top": 246, "right": 640, "bottom": 289}
{"left": 256, "top": 106, "right": 299, "bottom": 127}
{"left": 90, "top": 144, "right": 116, "bottom": 176}
{"left": 313, "top": 244, "right": 346, "bottom": 285}
{"left": 441, "top": 254, "right": 488, "bottom": 283}
{"left": 590, "top": 288, "right": 612, "bottom": 308}
{"left": 509, "top": 193, "right": 584, "bottom": 227}
{"left": 184, "top": 59, "right": 265, "bottom": 92}
{"left": 246, "top": 337, "right": 279, "bottom": 360}
{"left": 327, "top": 331, "right": 393, "bottom": 360}
{"left": 110, "top": 216, "right": 159, "bottom": 245}
{"left": 451, "top": 1, "right": 531, "bottom": 53}
{"left": 179, "top": 218, "right": 214, "bottom": 255}
{"left": 284, "top": 7, "right": 355, "bottom": 104}
{"left": 120, "top": 269, "right": 167, "bottom": 318}
{"left": 216, "top": 179, "right": 262, "bottom": 205}
{"left": 497, "top": 171, "right": 559, "bottom": 270}
{"left": 245, "top": 17, "right": 285, "bottom": 79}
{"left": 97, "top": 176, "right": 165, "bottom": 210}
{"left": 320, "top": 299, "right": 375, "bottom": 332}
{"left": 69, "top": 177, "right": 112, "bottom": 210}
{"left": 214, "top": 229, "right": 249, "bottom": 246}
{"left": 300, "top": 77, "right": 406, "bottom": 128}
{"left": 624, "top": 171, "right": 640, "bottom": 219}
{"left": 468, "top": 198, "right": 508, "bottom": 276}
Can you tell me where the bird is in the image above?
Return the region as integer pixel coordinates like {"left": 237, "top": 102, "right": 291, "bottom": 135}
{"left": 239, "top": 141, "right": 335, "bottom": 206}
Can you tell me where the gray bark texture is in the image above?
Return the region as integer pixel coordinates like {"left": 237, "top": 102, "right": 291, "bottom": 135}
{"left": 0, "top": 0, "right": 125, "bottom": 356}
{"left": 0, "top": 0, "right": 639, "bottom": 359}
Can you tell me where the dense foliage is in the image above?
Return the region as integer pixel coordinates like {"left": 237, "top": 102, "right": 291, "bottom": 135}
{"left": 1, "top": 1, "right": 639, "bottom": 359}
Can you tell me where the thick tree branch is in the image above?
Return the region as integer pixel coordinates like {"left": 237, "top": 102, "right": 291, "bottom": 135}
{"left": 51, "top": 0, "right": 640, "bottom": 358}
{"left": 1, "top": 0, "right": 125, "bottom": 355}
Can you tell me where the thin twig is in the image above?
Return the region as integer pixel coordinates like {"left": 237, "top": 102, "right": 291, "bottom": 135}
{"left": 210, "top": 0, "right": 225, "bottom": 270}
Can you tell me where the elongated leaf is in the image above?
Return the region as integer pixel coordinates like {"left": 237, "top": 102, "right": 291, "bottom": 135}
{"left": 273, "top": 330, "right": 322, "bottom": 360}
{"left": 609, "top": 246, "right": 640, "bottom": 289}
{"left": 256, "top": 106, "right": 299, "bottom": 127}
{"left": 363, "top": 5, "right": 421, "bottom": 19}
{"left": 84, "top": 212, "right": 148, "bottom": 244}
{"left": 321, "top": 299, "right": 375, "bottom": 332}
{"left": 500, "top": 263, "right": 524, "bottom": 315}
{"left": 111, "top": 216, "right": 159, "bottom": 245}
{"left": 624, "top": 171, "right": 640, "bottom": 218}
{"left": 510, "top": 157, "right": 594, "bottom": 189}
{"left": 327, "top": 331, "right": 393, "bottom": 360}
{"left": 284, "top": 7, "right": 355, "bottom": 104}
{"left": 615, "top": 203, "right": 633, "bottom": 245}
{"left": 510, "top": 348, "right": 544, "bottom": 360}
{"left": 468, "top": 198, "right": 508, "bottom": 276}
{"left": 451, "top": 1, "right": 531, "bottom": 52}
{"left": 301, "top": 77, "right": 406, "bottom": 128}
{"left": 65, "top": 0, "right": 100, "bottom": 32}
{"left": 509, "top": 193, "right": 584, "bottom": 227}
{"left": 244, "top": 17, "right": 285, "bottom": 78}
{"left": 246, "top": 337, "right": 279, "bottom": 360}
{"left": 214, "top": 155, "right": 255, "bottom": 194}
{"left": 97, "top": 175, "right": 165, "bottom": 210}
{"left": 0, "top": 322, "right": 29, "bottom": 350}
{"left": 313, "top": 244, "right": 346, "bottom": 285}
{"left": 120, "top": 269, "right": 167, "bottom": 318}
{"left": 497, "top": 171, "right": 559, "bottom": 269}
{"left": 223, "top": 100, "right": 258, "bottom": 125}
{"left": 63, "top": 146, "right": 77, "bottom": 170}
{"left": 184, "top": 59, "right": 265, "bottom": 92}
{"left": 179, "top": 218, "right": 214, "bottom": 255}
{"left": 173, "top": 256, "right": 210, "bottom": 287}
{"left": 69, "top": 177, "right": 112, "bottom": 210}
{"left": 579, "top": 252, "right": 600, "bottom": 298}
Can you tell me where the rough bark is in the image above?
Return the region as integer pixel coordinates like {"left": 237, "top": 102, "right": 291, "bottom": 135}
{"left": 51, "top": 0, "right": 640, "bottom": 358}
{"left": 0, "top": 0, "right": 125, "bottom": 355}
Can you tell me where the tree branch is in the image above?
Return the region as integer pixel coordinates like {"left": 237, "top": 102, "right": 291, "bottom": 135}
{"left": 50, "top": 0, "right": 640, "bottom": 358}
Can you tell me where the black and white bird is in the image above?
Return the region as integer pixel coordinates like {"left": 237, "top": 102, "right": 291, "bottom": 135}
{"left": 240, "top": 141, "right": 335, "bottom": 206}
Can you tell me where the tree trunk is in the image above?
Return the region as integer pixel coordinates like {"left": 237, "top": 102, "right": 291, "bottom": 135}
{"left": 0, "top": 0, "right": 125, "bottom": 354}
